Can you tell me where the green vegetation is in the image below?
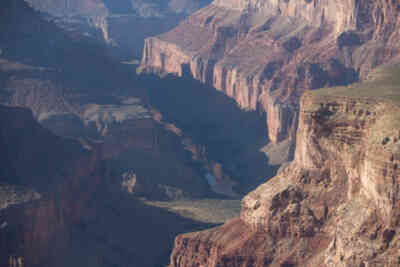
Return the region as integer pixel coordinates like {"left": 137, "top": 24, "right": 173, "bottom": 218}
{"left": 144, "top": 198, "right": 241, "bottom": 224}
{"left": 121, "top": 59, "right": 141, "bottom": 65}
{"left": 309, "top": 66, "right": 400, "bottom": 104}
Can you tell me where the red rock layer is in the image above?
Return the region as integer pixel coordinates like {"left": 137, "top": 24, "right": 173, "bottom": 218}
{"left": 169, "top": 69, "right": 400, "bottom": 266}
{"left": 141, "top": 0, "right": 400, "bottom": 144}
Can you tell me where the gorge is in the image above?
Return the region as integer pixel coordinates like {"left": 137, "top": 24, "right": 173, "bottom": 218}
{"left": 140, "top": 0, "right": 400, "bottom": 144}
{"left": 169, "top": 66, "right": 400, "bottom": 266}
{"left": 1, "top": 0, "right": 400, "bottom": 266}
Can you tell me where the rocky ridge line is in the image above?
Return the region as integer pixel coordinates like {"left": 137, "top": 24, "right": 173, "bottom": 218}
{"left": 140, "top": 0, "right": 400, "bottom": 144}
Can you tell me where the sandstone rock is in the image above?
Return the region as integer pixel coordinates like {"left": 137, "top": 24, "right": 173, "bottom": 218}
{"left": 141, "top": 0, "right": 400, "bottom": 144}
{"left": 0, "top": 103, "right": 212, "bottom": 267}
{"left": 168, "top": 67, "right": 400, "bottom": 266}
{"left": 0, "top": 1, "right": 215, "bottom": 265}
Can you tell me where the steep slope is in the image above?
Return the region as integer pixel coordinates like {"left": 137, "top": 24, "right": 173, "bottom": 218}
{"left": 0, "top": 0, "right": 215, "bottom": 201}
{"left": 0, "top": 105, "right": 214, "bottom": 267}
{"left": 168, "top": 66, "right": 400, "bottom": 266}
{"left": 2, "top": 0, "right": 278, "bottom": 198}
{"left": 141, "top": 0, "right": 400, "bottom": 144}
{"left": 24, "top": 0, "right": 212, "bottom": 60}
{"left": 0, "top": 105, "right": 95, "bottom": 266}
{"left": 1, "top": 1, "right": 237, "bottom": 266}
{"left": 24, "top": 0, "right": 211, "bottom": 17}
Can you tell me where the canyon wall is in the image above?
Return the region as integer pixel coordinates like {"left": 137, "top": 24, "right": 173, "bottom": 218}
{"left": 141, "top": 0, "right": 400, "bottom": 143}
{"left": 0, "top": 0, "right": 214, "bottom": 201}
{"left": 0, "top": 105, "right": 98, "bottom": 266}
{"left": 0, "top": 105, "right": 214, "bottom": 267}
{"left": 213, "top": 0, "right": 358, "bottom": 34}
{"left": 168, "top": 67, "right": 400, "bottom": 266}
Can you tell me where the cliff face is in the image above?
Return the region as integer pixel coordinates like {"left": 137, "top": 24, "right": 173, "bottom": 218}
{"left": 0, "top": 0, "right": 213, "bottom": 200}
{"left": 0, "top": 105, "right": 96, "bottom": 266}
{"left": 140, "top": 0, "right": 400, "bottom": 143}
{"left": 0, "top": 105, "right": 214, "bottom": 267}
{"left": 168, "top": 67, "right": 400, "bottom": 266}
{"left": 213, "top": 0, "right": 358, "bottom": 34}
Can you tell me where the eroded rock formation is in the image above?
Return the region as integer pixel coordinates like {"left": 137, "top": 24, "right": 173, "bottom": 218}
{"left": 0, "top": 0, "right": 215, "bottom": 201}
{"left": 0, "top": 105, "right": 214, "bottom": 267}
{"left": 24, "top": 0, "right": 212, "bottom": 59}
{"left": 168, "top": 67, "right": 400, "bottom": 266}
{"left": 0, "top": 105, "right": 96, "bottom": 266}
{"left": 141, "top": 0, "right": 400, "bottom": 143}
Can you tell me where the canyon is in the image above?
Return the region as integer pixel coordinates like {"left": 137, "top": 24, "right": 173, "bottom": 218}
{"left": 138, "top": 0, "right": 400, "bottom": 266}
{"left": 24, "top": 0, "right": 212, "bottom": 60}
{"left": 0, "top": 1, "right": 234, "bottom": 266}
{"left": 140, "top": 0, "right": 400, "bottom": 144}
{"left": 169, "top": 66, "right": 400, "bottom": 266}
{"left": 1, "top": 0, "right": 400, "bottom": 266}
{"left": 0, "top": 104, "right": 217, "bottom": 267}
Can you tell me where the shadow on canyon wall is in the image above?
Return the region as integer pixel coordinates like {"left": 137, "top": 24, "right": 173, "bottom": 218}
{"left": 134, "top": 69, "right": 281, "bottom": 194}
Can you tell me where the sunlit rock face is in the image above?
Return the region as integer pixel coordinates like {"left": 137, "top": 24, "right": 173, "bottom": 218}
{"left": 168, "top": 67, "right": 400, "bottom": 266}
{"left": 141, "top": 0, "right": 400, "bottom": 144}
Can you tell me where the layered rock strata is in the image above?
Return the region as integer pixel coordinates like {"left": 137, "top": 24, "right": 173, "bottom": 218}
{"left": 0, "top": 0, "right": 213, "bottom": 200}
{"left": 0, "top": 105, "right": 96, "bottom": 266}
{"left": 25, "top": 0, "right": 212, "bottom": 59}
{"left": 0, "top": 105, "right": 213, "bottom": 267}
{"left": 168, "top": 67, "right": 400, "bottom": 266}
{"left": 141, "top": 0, "right": 400, "bottom": 143}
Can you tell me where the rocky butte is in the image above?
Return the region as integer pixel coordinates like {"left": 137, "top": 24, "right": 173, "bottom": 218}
{"left": 140, "top": 0, "right": 400, "bottom": 144}
{"left": 168, "top": 66, "right": 400, "bottom": 266}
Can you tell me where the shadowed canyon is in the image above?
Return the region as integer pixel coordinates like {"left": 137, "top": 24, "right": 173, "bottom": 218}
{"left": 1, "top": 0, "right": 400, "bottom": 266}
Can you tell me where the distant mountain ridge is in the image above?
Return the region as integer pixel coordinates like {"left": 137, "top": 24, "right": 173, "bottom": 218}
{"left": 24, "top": 0, "right": 212, "bottom": 17}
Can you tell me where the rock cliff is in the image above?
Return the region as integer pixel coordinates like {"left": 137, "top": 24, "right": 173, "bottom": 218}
{"left": 0, "top": 105, "right": 95, "bottom": 266}
{"left": 168, "top": 66, "right": 400, "bottom": 266}
{"left": 0, "top": 105, "right": 214, "bottom": 267}
{"left": 0, "top": 0, "right": 214, "bottom": 201}
{"left": 141, "top": 0, "right": 400, "bottom": 143}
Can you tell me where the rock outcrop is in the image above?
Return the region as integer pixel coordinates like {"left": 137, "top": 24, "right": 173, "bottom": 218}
{"left": 0, "top": 0, "right": 214, "bottom": 201}
{"left": 1, "top": 0, "right": 275, "bottom": 196}
{"left": 141, "top": 0, "right": 400, "bottom": 143}
{"left": 0, "top": 105, "right": 95, "bottom": 266}
{"left": 0, "top": 105, "right": 214, "bottom": 267}
{"left": 168, "top": 66, "right": 400, "bottom": 266}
